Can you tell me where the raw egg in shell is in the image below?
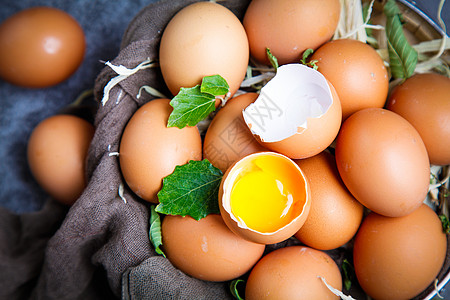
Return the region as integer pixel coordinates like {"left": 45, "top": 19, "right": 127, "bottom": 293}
{"left": 219, "top": 151, "right": 311, "bottom": 245}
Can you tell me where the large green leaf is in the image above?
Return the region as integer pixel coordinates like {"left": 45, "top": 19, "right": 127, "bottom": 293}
{"left": 156, "top": 159, "right": 223, "bottom": 220}
{"left": 384, "top": 0, "right": 418, "bottom": 79}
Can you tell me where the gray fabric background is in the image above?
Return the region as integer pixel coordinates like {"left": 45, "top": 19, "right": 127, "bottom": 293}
{"left": 0, "top": 0, "right": 449, "bottom": 299}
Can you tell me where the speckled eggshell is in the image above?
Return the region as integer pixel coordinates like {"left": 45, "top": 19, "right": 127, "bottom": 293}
{"left": 119, "top": 98, "right": 202, "bottom": 203}
{"left": 353, "top": 204, "right": 447, "bottom": 300}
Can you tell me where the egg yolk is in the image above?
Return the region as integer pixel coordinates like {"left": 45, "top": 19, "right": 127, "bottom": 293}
{"left": 230, "top": 155, "right": 305, "bottom": 233}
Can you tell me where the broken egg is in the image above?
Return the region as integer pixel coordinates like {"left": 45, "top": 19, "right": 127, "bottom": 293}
{"left": 219, "top": 151, "right": 311, "bottom": 244}
{"left": 243, "top": 64, "right": 341, "bottom": 159}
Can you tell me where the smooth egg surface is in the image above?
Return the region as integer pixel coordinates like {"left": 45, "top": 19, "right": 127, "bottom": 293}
{"left": 245, "top": 246, "right": 342, "bottom": 299}
{"left": 353, "top": 204, "right": 447, "bottom": 300}
{"left": 311, "top": 39, "right": 389, "bottom": 120}
{"left": 0, "top": 6, "right": 85, "bottom": 88}
{"left": 203, "top": 92, "right": 267, "bottom": 173}
{"left": 161, "top": 214, "right": 265, "bottom": 282}
{"left": 335, "top": 108, "right": 430, "bottom": 217}
{"left": 243, "top": 0, "right": 340, "bottom": 65}
{"left": 119, "top": 99, "right": 202, "bottom": 203}
{"left": 387, "top": 73, "right": 450, "bottom": 165}
{"left": 27, "top": 114, "right": 94, "bottom": 205}
{"left": 159, "top": 1, "right": 249, "bottom": 96}
{"left": 294, "top": 151, "right": 364, "bottom": 250}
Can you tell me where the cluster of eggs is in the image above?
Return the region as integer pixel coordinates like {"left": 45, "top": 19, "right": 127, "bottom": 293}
{"left": 21, "top": 1, "right": 449, "bottom": 299}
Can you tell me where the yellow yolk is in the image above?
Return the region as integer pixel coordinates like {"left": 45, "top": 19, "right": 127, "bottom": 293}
{"left": 230, "top": 155, "right": 304, "bottom": 233}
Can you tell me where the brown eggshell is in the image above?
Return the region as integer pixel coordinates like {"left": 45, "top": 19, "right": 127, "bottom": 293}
{"left": 219, "top": 152, "right": 311, "bottom": 245}
{"left": 159, "top": 1, "right": 249, "bottom": 96}
{"left": 255, "top": 81, "right": 341, "bottom": 159}
{"left": 311, "top": 39, "right": 389, "bottom": 120}
{"left": 353, "top": 204, "right": 447, "bottom": 300}
{"left": 387, "top": 73, "right": 450, "bottom": 165}
{"left": 0, "top": 6, "right": 85, "bottom": 88}
{"left": 335, "top": 108, "right": 430, "bottom": 217}
{"left": 203, "top": 93, "right": 267, "bottom": 172}
{"left": 119, "top": 98, "right": 202, "bottom": 203}
{"left": 245, "top": 246, "right": 342, "bottom": 300}
{"left": 243, "top": 0, "right": 340, "bottom": 65}
{"left": 294, "top": 151, "right": 364, "bottom": 250}
{"left": 161, "top": 214, "right": 265, "bottom": 282}
{"left": 27, "top": 114, "right": 94, "bottom": 205}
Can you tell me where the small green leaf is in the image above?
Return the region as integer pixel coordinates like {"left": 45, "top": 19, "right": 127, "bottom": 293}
{"left": 230, "top": 279, "right": 245, "bottom": 300}
{"left": 201, "top": 75, "right": 229, "bottom": 96}
{"left": 149, "top": 205, "right": 166, "bottom": 257}
{"left": 439, "top": 215, "right": 450, "bottom": 234}
{"left": 156, "top": 159, "right": 223, "bottom": 220}
{"left": 266, "top": 48, "right": 279, "bottom": 71}
{"left": 384, "top": 0, "right": 418, "bottom": 79}
{"left": 167, "top": 85, "right": 216, "bottom": 128}
{"left": 342, "top": 259, "right": 354, "bottom": 291}
{"left": 300, "top": 48, "right": 318, "bottom": 70}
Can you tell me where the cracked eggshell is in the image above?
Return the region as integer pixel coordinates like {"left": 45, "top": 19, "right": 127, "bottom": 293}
{"left": 161, "top": 214, "right": 265, "bottom": 282}
{"left": 243, "top": 64, "right": 341, "bottom": 159}
{"left": 218, "top": 151, "right": 311, "bottom": 245}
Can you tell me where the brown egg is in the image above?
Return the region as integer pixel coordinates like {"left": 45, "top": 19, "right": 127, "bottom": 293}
{"left": 203, "top": 93, "right": 267, "bottom": 173}
{"left": 243, "top": 64, "right": 342, "bottom": 159}
{"left": 219, "top": 152, "right": 311, "bottom": 244}
{"left": 119, "top": 99, "right": 202, "bottom": 203}
{"left": 387, "top": 73, "right": 450, "bottom": 165}
{"left": 27, "top": 114, "right": 94, "bottom": 205}
{"left": 243, "top": 0, "right": 340, "bottom": 65}
{"left": 311, "top": 39, "right": 389, "bottom": 120}
{"left": 353, "top": 204, "right": 447, "bottom": 300}
{"left": 0, "top": 6, "right": 85, "bottom": 88}
{"left": 245, "top": 246, "right": 342, "bottom": 299}
{"left": 159, "top": 1, "right": 249, "bottom": 96}
{"left": 294, "top": 151, "right": 364, "bottom": 250}
{"left": 161, "top": 214, "right": 265, "bottom": 282}
{"left": 335, "top": 108, "right": 430, "bottom": 217}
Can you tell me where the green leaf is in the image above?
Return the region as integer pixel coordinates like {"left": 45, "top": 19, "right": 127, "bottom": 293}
{"left": 149, "top": 205, "right": 166, "bottom": 257}
{"left": 201, "top": 75, "right": 229, "bottom": 96}
{"left": 266, "top": 48, "right": 279, "bottom": 71}
{"left": 384, "top": 0, "right": 418, "bottom": 79}
{"left": 167, "top": 85, "right": 216, "bottom": 128}
{"left": 300, "top": 48, "right": 318, "bottom": 70}
{"left": 230, "top": 279, "right": 245, "bottom": 300}
{"left": 156, "top": 159, "right": 223, "bottom": 220}
{"left": 439, "top": 215, "right": 450, "bottom": 234}
{"left": 342, "top": 259, "right": 354, "bottom": 291}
